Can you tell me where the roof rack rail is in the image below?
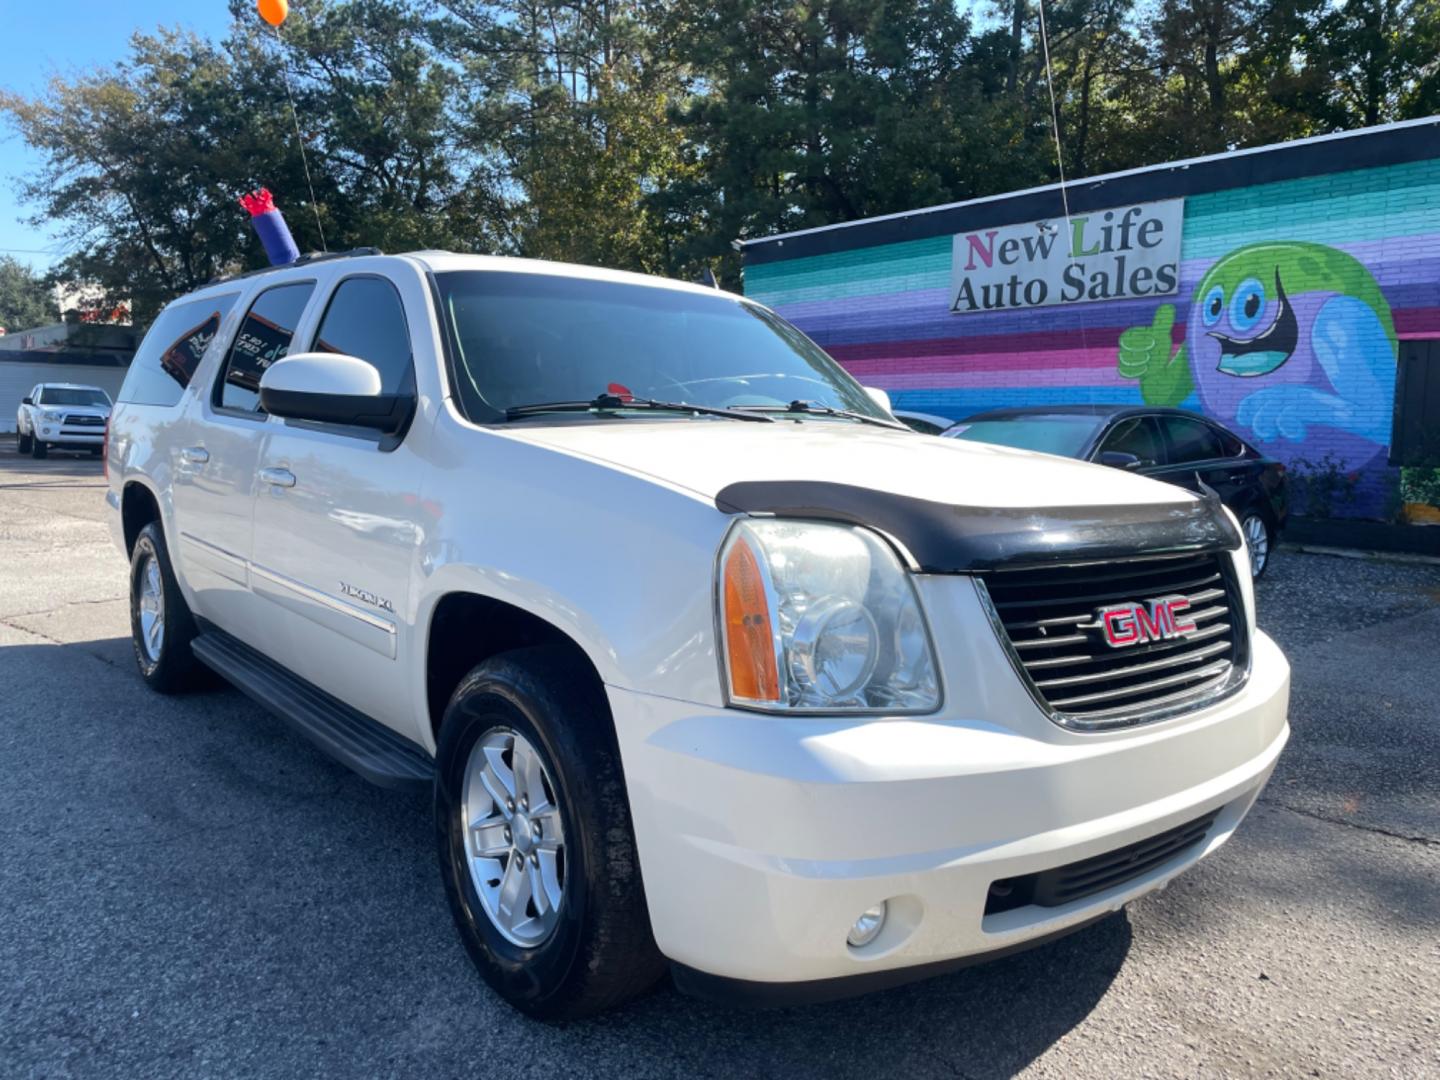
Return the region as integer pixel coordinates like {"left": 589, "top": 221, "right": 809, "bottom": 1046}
{"left": 205, "top": 247, "right": 384, "bottom": 287}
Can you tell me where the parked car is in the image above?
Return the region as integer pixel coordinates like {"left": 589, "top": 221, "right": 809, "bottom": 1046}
{"left": 893, "top": 409, "right": 955, "bottom": 435}
{"left": 16, "top": 383, "right": 113, "bottom": 459}
{"left": 106, "top": 251, "right": 1290, "bottom": 1018}
{"left": 946, "top": 405, "right": 1287, "bottom": 578}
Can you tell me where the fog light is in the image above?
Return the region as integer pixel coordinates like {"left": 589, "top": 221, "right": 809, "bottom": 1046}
{"left": 846, "top": 902, "right": 887, "bottom": 948}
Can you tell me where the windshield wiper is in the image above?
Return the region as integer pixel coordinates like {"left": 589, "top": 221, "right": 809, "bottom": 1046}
{"left": 505, "top": 393, "right": 775, "bottom": 423}
{"left": 735, "top": 399, "right": 911, "bottom": 431}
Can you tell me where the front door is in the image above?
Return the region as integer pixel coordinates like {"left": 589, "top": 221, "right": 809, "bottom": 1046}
{"left": 247, "top": 273, "right": 426, "bottom": 733}
{"left": 171, "top": 283, "right": 313, "bottom": 643}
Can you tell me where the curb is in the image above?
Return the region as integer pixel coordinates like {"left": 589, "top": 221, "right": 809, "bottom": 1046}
{"left": 1278, "top": 542, "right": 1440, "bottom": 568}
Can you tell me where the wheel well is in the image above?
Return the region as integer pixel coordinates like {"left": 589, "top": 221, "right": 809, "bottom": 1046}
{"left": 121, "top": 483, "right": 162, "bottom": 556}
{"left": 426, "top": 593, "right": 606, "bottom": 742}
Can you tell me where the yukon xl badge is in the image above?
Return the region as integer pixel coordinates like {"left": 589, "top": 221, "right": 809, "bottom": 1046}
{"left": 339, "top": 582, "right": 395, "bottom": 613}
{"left": 1091, "top": 596, "right": 1196, "bottom": 649}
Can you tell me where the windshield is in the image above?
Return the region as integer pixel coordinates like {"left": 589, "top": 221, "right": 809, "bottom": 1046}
{"left": 944, "top": 415, "right": 1102, "bottom": 458}
{"left": 434, "top": 271, "right": 888, "bottom": 421}
{"left": 38, "top": 387, "right": 110, "bottom": 408}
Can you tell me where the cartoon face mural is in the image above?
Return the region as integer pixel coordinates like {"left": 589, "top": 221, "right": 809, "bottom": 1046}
{"left": 1118, "top": 241, "right": 1398, "bottom": 474}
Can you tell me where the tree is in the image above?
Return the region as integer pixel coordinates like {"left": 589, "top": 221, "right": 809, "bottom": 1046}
{"left": 0, "top": 257, "right": 56, "bottom": 332}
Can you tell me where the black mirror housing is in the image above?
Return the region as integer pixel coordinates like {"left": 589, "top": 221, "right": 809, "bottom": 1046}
{"left": 260, "top": 386, "right": 415, "bottom": 434}
{"left": 1098, "top": 450, "right": 1145, "bottom": 470}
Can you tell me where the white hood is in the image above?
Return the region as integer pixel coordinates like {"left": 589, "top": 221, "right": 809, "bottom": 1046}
{"left": 500, "top": 419, "right": 1194, "bottom": 509}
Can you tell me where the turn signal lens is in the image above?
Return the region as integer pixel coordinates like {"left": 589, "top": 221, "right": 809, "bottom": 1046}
{"left": 721, "top": 535, "right": 781, "bottom": 704}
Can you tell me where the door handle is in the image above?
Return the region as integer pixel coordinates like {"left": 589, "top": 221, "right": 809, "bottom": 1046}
{"left": 258, "top": 467, "right": 296, "bottom": 489}
{"left": 180, "top": 446, "right": 210, "bottom": 465}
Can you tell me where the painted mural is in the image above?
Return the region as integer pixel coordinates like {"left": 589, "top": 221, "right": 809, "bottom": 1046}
{"left": 1117, "top": 241, "right": 1399, "bottom": 504}
{"left": 744, "top": 156, "right": 1440, "bottom": 520}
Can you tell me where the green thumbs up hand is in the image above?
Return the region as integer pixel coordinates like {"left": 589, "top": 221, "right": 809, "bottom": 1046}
{"left": 1117, "top": 303, "right": 1193, "bottom": 406}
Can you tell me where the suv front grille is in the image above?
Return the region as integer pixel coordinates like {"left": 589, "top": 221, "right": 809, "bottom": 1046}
{"left": 64, "top": 414, "right": 105, "bottom": 427}
{"left": 980, "top": 551, "right": 1247, "bottom": 728}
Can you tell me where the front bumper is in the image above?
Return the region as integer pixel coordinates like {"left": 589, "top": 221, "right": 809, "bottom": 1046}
{"left": 36, "top": 425, "right": 105, "bottom": 447}
{"left": 610, "top": 610, "right": 1289, "bottom": 994}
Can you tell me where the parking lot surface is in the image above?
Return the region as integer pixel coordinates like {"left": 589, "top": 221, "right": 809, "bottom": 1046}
{"left": 1, "top": 448, "right": 1437, "bottom": 1079}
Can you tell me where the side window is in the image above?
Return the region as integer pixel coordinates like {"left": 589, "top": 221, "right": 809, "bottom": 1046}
{"left": 118, "top": 294, "right": 239, "bottom": 407}
{"left": 1098, "top": 417, "right": 1163, "bottom": 465}
{"left": 1214, "top": 426, "right": 1245, "bottom": 457}
{"left": 1158, "top": 416, "right": 1225, "bottom": 464}
{"left": 311, "top": 276, "right": 413, "bottom": 392}
{"left": 216, "top": 282, "right": 315, "bottom": 413}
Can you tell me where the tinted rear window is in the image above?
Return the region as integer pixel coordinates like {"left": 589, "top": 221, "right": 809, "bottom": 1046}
{"left": 118, "top": 293, "right": 238, "bottom": 407}
{"left": 945, "top": 415, "right": 1102, "bottom": 458}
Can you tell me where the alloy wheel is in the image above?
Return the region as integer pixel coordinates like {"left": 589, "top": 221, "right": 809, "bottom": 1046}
{"left": 1243, "top": 515, "right": 1269, "bottom": 578}
{"left": 136, "top": 552, "right": 166, "bottom": 662}
{"left": 461, "top": 727, "right": 567, "bottom": 947}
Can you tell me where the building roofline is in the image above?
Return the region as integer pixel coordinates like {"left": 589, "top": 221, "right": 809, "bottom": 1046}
{"left": 739, "top": 117, "right": 1440, "bottom": 266}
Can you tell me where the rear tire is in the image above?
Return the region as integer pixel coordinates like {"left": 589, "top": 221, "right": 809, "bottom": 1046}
{"left": 16, "top": 430, "right": 32, "bottom": 455}
{"left": 129, "top": 522, "right": 208, "bottom": 693}
{"left": 30, "top": 437, "right": 46, "bottom": 459}
{"left": 434, "top": 646, "right": 665, "bottom": 1019}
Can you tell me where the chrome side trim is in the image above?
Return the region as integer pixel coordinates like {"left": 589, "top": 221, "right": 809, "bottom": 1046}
{"left": 248, "top": 562, "right": 397, "bottom": 636}
{"left": 179, "top": 531, "right": 248, "bottom": 569}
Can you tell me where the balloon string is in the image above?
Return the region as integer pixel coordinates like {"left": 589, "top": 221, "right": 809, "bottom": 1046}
{"left": 272, "top": 24, "right": 327, "bottom": 252}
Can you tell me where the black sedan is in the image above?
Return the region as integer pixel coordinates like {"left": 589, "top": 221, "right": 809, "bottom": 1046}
{"left": 945, "top": 404, "right": 1288, "bottom": 578}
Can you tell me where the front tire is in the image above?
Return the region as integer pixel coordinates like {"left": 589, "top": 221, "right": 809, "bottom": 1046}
{"left": 129, "top": 522, "right": 207, "bottom": 692}
{"left": 1241, "top": 512, "right": 1273, "bottom": 579}
{"left": 434, "top": 647, "right": 665, "bottom": 1019}
{"left": 16, "top": 430, "right": 32, "bottom": 454}
{"left": 30, "top": 436, "right": 46, "bottom": 459}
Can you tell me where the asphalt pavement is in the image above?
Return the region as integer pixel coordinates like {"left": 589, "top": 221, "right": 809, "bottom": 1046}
{"left": 1, "top": 447, "right": 1436, "bottom": 1079}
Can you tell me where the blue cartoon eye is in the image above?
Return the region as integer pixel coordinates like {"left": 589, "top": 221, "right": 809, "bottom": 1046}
{"left": 1230, "top": 278, "right": 1266, "bottom": 333}
{"left": 1201, "top": 285, "right": 1224, "bottom": 327}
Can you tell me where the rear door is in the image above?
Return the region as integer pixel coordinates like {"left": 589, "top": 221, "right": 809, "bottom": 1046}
{"left": 1146, "top": 414, "right": 1257, "bottom": 507}
{"left": 246, "top": 268, "right": 429, "bottom": 732}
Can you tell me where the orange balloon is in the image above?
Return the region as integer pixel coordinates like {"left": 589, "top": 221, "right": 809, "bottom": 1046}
{"left": 257, "top": 0, "right": 288, "bottom": 27}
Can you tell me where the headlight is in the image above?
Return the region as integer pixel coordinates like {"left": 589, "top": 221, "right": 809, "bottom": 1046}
{"left": 717, "top": 519, "right": 940, "bottom": 713}
{"left": 42, "top": 410, "right": 64, "bottom": 423}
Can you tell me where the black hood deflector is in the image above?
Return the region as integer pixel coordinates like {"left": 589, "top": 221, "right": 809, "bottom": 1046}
{"left": 714, "top": 481, "right": 1241, "bottom": 572}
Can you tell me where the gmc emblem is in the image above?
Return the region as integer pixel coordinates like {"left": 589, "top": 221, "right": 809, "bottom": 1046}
{"left": 1092, "top": 596, "right": 1197, "bottom": 649}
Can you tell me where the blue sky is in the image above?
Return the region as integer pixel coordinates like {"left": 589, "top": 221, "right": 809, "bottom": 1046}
{"left": 0, "top": 2, "right": 235, "bottom": 271}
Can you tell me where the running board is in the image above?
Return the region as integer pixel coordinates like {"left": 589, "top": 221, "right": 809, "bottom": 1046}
{"left": 192, "top": 629, "right": 434, "bottom": 791}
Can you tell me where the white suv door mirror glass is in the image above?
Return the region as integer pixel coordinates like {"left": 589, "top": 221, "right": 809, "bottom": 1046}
{"left": 259, "top": 352, "right": 414, "bottom": 434}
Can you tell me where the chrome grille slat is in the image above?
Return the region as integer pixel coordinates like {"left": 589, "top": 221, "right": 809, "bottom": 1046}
{"left": 1033, "top": 639, "right": 1233, "bottom": 689}
{"left": 982, "top": 552, "right": 1247, "bottom": 728}
{"left": 1046, "top": 659, "right": 1232, "bottom": 709}
{"left": 1021, "top": 621, "right": 1232, "bottom": 671}
{"left": 992, "top": 572, "right": 1222, "bottom": 611}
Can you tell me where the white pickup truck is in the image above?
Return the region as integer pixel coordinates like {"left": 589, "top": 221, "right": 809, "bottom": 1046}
{"left": 105, "top": 250, "right": 1290, "bottom": 1018}
{"left": 17, "top": 382, "right": 112, "bottom": 458}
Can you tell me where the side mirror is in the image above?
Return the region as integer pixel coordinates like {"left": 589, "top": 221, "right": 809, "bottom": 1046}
{"left": 21, "top": 397, "right": 33, "bottom": 406}
{"left": 863, "top": 386, "right": 893, "bottom": 414}
{"left": 1098, "top": 450, "right": 1145, "bottom": 470}
{"left": 259, "top": 352, "right": 414, "bottom": 434}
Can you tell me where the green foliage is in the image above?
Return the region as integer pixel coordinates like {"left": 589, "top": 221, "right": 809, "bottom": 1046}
{"left": 1, "top": 0, "right": 1437, "bottom": 312}
{"left": 0, "top": 257, "right": 56, "bottom": 332}
{"left": 1288, "top": 453, "right": 1362, "bottom": 518}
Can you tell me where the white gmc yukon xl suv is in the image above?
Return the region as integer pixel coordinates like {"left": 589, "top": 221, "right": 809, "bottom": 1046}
{"left": 106, "top": 250, "right": 1290, "bottom": 1018}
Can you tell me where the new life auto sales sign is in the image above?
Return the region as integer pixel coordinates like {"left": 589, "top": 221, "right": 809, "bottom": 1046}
{"left": 950, "top": 198, "right": 1184, "bottom": 314}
